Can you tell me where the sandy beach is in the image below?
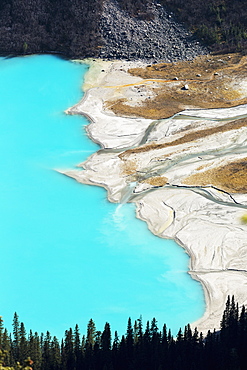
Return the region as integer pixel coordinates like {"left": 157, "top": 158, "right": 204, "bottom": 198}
{"left": 63, "top": 56, "right": 247, "bottom": 333}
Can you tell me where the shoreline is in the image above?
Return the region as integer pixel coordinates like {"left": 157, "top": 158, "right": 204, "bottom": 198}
{"left": 64, "top": 57, "right": 247, "bottom": 334}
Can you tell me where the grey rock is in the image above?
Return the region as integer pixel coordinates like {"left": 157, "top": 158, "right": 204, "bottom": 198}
{"left": 182, "top": 84, "right": 189, "bottom": 90}
{"left": 98, "top": 0, "right": 208, "bottom": 63}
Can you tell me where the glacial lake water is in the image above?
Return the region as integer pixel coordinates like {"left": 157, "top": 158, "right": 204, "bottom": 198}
{"left": 0, "top": 55, "right": 204, "bottom": 338}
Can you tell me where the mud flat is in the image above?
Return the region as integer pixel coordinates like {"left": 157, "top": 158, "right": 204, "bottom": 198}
{"left": 63, "top": 55, "right": 247, "bottom": 333}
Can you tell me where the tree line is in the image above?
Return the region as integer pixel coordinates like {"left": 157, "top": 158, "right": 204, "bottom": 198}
{"left": 1, "top": 296, "right": 247, "bottom": 369}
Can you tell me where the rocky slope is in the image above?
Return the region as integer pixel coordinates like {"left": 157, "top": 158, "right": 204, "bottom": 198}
{"left": 99, "top": 0, "right": 208, "bottom": 62}
{"left": 0, "top": 0, "right": 207, "bottom": 61}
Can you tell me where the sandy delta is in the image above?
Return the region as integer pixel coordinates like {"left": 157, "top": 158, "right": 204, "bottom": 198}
{"left": 62, "top": 54, "right": 247, "bottom": 333}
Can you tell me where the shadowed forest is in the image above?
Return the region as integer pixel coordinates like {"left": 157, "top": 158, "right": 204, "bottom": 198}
{"left": 0, "top": 0, "right": 246, "bottom": 58}
{"left": 1, "top": 297, "right": 247, "bottom": 370}
{"left": 162, "top": 0, "right": 247, "bottom": 53}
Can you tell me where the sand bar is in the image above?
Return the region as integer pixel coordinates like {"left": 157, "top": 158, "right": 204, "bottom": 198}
{"left": 63, "top": 56, "right": 247, "bottom": 333}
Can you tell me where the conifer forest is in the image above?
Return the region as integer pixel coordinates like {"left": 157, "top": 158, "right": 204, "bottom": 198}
{"left": 1, "top": 297, "right": 247, "bottom": 370}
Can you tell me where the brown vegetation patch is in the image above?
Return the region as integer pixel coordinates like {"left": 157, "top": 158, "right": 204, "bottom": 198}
{"left": 119, "top": 117, "right": 247, "bottom": 159}
{"left": 128, "top": 54, "right": 243, "bottom": 80}
{"left": 120, "top": 159, "right": 137, "bottom": 175}
{"left": 107, "top": 54, "right": 247, "bottom": 120}
{"left": 141, "top": 176, "right": 168, "bottom": 187}
{"left": 105, "top": 97, "right": 187, "bottom": 119}
{"left": 183, "top": 158, "right": 247, "bottom": 193}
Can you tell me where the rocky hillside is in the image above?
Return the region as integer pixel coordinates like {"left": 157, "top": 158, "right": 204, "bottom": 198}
{"left": 1, "top": 0, "right": 246, "bottom": 60}
{"left": 98, "top": 0, "right": 207, "bottom": 62}
{"left": 0, "top": 0, "right": 207, "bottom": 60}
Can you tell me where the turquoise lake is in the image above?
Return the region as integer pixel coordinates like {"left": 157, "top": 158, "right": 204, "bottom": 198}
{"left": 0, "top": 55, "right": 204, "bottom": 338}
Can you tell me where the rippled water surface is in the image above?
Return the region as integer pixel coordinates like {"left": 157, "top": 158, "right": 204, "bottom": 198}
{"left": 0, "top": 55, "right": 204, "bottom": 337}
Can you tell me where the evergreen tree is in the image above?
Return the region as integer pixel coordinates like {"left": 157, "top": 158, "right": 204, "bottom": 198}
{"left": 239, "top": 305, "right": 247, "bottom": 369}
{"left": 101, "top": 323, "right": 111, "bottom": 353}
{"left": 63, "top": 328, "right": 75, "bottom": 370}
{"left": 125, "top": 318, "right": 134, "bottom": 366}
{"left": 133, "top": 321, "right": 138, "bottom": 346}
{"left": 85, "top": 319, "right": 97, "bottom": 369}
{"left": 0, "top": 317, "right": 4, "bottom": 349}
{"left": 176, "top": 328, "right": 183, "bottom": 343}
{"left": 50, "top": 337, "right": 61, "bottom": 370}
{"left": 118, "top": 336, "right": 126, "bottom": 370}
{"left": 41, "top": 331, "right": 52, "bottom": 370}
{"left": 100, "top": 323, "right": 112, "bottom": 369}
{"left": 81, "top": 335, "right": 85, "bottom": 359}
{"left": 150, "top": 318, "right": 161, "bottom": 370}
{"left": 19, "top": 323, "right": 28, "bottom": 365}
{"left": 112, "top": 331, "right": 119, "bottom": 369}
{"left": 12, "top": 313, "right": 20, "bottom": 362}
{"left": 137, "top": 316, "right": 143, "bottom": 341}
{"left": 86, "top": 319, "right": 96, "bottom": 351}
{"left": 74, "top": 325, "right": 82, "bottom": 370}
{"left": 28, "top": 331, "right": 41, "bottom": 370}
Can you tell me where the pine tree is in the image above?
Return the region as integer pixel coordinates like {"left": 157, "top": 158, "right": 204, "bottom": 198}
{"left": 144, "top": 321, "right": 151, "bottom": 344}
{"left": 162, "top": 324, "right": 168, "bottom": 347}
{"left": 150, "top": 318, "right": 161, "bottom": 370}
{"left": 112, "top": 332, "right": 119, "bottom": 352}
{"left": 86, "top": 319, "right": 96, "bottom": 351}
{"left": 112, "top": 331, "right": 119, "bottom": 369}
{"left": 12, "top": 313, "right": 20, "bottom": 362}
{"left": 140, "top": 321, "right": 152, "bottom": 369}
{"left": 28, "top": 331, "right": 42, "bottom": 370}
{"left": 184, "top": 324, "right": 192, "bottom": 342}
{"left": 81, "top": 335, "right": 85, "bottom": 358}
{"left": 133, "top": 321, "right": 138, "bottom": 345}
{"left": 93, "top": 330, "right": 101, "bottom": 368}
{"left": 239, "top": 305, "right": 247, "bottom": 370}
{"left": 85, "top": 319, "right": 97, "bottom": 369}
{"left": 137, "top": 316, "right": 143, "bottom": 341}
{"left": 101, "top": 323, "right": 112, "bottom": 369}
{"left": 63, "top": 328, "right": 75, "bottom": 370}
{"left": 0, "top": 317, "right": 4, "bottom": 349}
{"left": 41, "top": 331, "right": 51, "bottom": 370}
{"left": 221, "top": 295, "right": 231, "bottom": 331}
{"left": 19, "top": 323, "right": 28, "bottom": 364}
{"left": 50, "top": 337, "right": 61, "bottom": 370}
{"left": 150, "top": 318, "right": 158, "bottom": 338}
{"left": 74, "top": 325, "right": 82, "bottom": 370}
{"left": 101, "top": 323, "right": 111, "bottom": 353}
{"left": 161, "top": 324, "right": 169, "bottom": 370}
{"left": 118, "top": 336, "right": 126, "bottom": 370}
{"left": 176, "top": 328, "right": 183, "bottom": 343}
{"left": 125, "top": 318, "right": 134, "bottom": 365}
{"left": 167, "top": 329, "right": 172, "bottom": 343}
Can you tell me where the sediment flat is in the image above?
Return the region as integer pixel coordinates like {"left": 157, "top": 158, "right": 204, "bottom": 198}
{"left": 63, "top": 55, "right": 247, "bottom": 333}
